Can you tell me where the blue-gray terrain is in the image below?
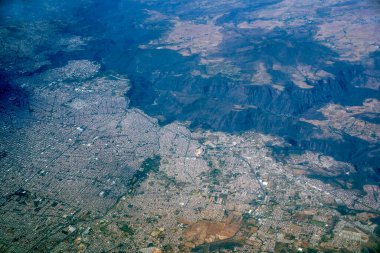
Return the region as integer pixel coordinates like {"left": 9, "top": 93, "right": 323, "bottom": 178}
{"left": 0, "top": 0, "right": 380, "bottom": 252}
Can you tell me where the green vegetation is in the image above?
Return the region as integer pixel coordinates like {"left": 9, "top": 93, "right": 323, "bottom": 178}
{"left": 274, "top": 242, "right": 296, "bottom": 253}
{"left": 145, "top": 216, "right": 159, "bottom": 224}
{"left": 321, "top": 233, "right": 332, "bottom": 242}
{"left": 310, "top": 220, "right": 325, "bottom": 227}
{"left": 162, "top": 244, "right": 174, "bottom": 252}
{"left": 128, "top": 155, "right": 161, "bottom": 191}
{"left": 0, "top": 241, "right": 8, "bottom": 253}
{"left": 119, "top": 224, "right": 134, "bottom": 235}
{"left": 141, "top": 155, "right": 161, "bottom": 172}
{"left": 360, "top": 236, "right": 380, "bottom": 253}
{"left": 219, "top": 160, "right": 226, "bottom": 167}
{"left": 210, "top": 168, "right": 221, "bottom": 177}
{"left": 99, "top": 224, "right": 110, "bottom": 235}
{"left": 242, "top": 212, "right": 252, "bottom": 221}
{"left": 158, "top": 171, "right": 177, "bottom": 189}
